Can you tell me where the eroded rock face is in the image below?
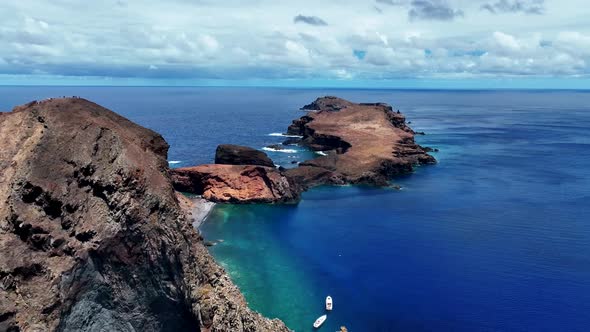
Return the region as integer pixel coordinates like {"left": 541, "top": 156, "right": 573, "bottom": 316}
{"left": 171, "top": 165, "right": 299, "bottom": 203}
{"left": 286, "top": 96, "right": 436, "bottom": 187}
{"left": 215, "top": 144, "right": 274, "bottom": 168}
{"left": 0, "top": 98, "right": 289, "bottom": 332}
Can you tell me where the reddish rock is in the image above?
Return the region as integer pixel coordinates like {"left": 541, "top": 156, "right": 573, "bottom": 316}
{"left": 171, "top": 164, "right": 299, "bottom": 203}
{"left": 0, "top": 98, "right": 289, "bottom": 332}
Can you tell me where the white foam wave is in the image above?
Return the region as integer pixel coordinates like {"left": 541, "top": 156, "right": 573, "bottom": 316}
{"left": 168, "top": 160, "right": 182, "bottom": 164}
{"left": 262, "top": 147, "right": 298, "bottom": 153}
{"left": 268, "top": 132, "right": 303, "bottom": 138}
{"left": 315, "top": 151, "right": 328, "bottom": 156}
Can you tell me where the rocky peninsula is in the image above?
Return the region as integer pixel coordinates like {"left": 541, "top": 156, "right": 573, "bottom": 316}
{"left": 0, "top": 98, "right": 289, "bottom": 332}
{"left": 171, "top": 96, "right": 436, "bottom": 201}
{"left": 0, "top": 95, "right": 434, "bottom": 331}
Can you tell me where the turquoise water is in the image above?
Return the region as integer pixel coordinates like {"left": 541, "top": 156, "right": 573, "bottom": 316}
{"left": 199, "top": 90, "right": 590, "bottom": 331}
{"left": 2, "top": 87, "right": 589, "bottom": 331}
{"left": 204, "top": 205, "right": 320, "bottom": 325}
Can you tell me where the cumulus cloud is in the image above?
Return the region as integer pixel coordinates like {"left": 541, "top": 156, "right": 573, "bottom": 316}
{"left": 293, "top": 15, "right": 328, "bottom": 26}
{"left": 408, "top": 0, "right": 464, "bottom": 21}
{"left": 0, "top": 0, "right": 589, "bottom": 82}
{"left": 481, "top": 0, "right": 545, "bottom": 15}
{"left": 492, "top": 31, "right": 521, "bottom": 52}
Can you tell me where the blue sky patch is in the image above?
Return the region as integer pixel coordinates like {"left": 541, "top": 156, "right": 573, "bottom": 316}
{"left": 353, "top": 50, "right": 367, "bottom": 60}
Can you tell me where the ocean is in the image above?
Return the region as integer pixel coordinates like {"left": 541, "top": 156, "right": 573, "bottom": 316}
{"left": 1, "top": 87, "right": 589, "bottom": 331}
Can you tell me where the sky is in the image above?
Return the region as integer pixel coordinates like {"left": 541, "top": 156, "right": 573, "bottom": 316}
{"left": 1, "top": 0, "right": 590, "bottom": 88}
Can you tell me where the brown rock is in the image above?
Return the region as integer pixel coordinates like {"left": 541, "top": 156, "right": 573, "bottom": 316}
{"left": 286, "top": 96, "right": 436, "bottom": 187}
{"left": 284, "top": 166, "right": 345, "bottom": 192}
{"left": 300, "top": 95, "right": 354, "bottom": 112}
{"left": 171, "top": 164, "right": 299, "bottom": 203}
{"left": 215, "top": 144, "right": 274, "bottom": 167}
{"left": 0, "top": 98, "right": 289, "bottom": 332}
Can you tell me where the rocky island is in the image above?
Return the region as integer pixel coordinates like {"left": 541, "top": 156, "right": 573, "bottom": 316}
{"left": 0, "top": 95, "right": 434, "bottom": 331}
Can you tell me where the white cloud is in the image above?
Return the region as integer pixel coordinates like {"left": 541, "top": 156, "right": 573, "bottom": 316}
{"left": 198, "top": 34, "right": 220, "bottom": 53}
{"left": 556, "top": 31, "right": 590, "bottom": 56}
{"left": 376, "top": 32, "right": 389, "bottom": 46}
{"left": 285, "top": 40, "right": 309, "bottom": 57}
{"left": 0, "top": 0, "right": 589, "bottom": 81}
{"left": 492, "top": 31, "right": 521, "bottom": 52}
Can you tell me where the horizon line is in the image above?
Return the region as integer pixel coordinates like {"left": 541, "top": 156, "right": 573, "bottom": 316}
{"left": 1, "top": 84, "right": 590, "bottom": 91}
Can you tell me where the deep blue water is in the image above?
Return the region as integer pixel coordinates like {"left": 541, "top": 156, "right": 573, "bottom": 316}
{"left": 1, "top": 87, "right": 589, "bottom": 331}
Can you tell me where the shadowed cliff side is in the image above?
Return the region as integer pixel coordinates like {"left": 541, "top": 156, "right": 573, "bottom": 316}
{"left": 0, "top": 98, "right": 289, "bottom": 332}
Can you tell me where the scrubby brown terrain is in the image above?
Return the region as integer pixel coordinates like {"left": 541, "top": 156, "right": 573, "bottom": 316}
{"left": 0, "top": 98, "right": 289, "bottom": 332}
{"left": 286, "top": 96, "right": 436, "bottom": 188}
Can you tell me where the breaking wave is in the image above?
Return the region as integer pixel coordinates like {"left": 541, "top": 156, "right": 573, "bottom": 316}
{"left": 268, "top": 132, "right": 303, "bottom": 138}
{"left": 262, "top": 147, "right": 298, "bottom": 153}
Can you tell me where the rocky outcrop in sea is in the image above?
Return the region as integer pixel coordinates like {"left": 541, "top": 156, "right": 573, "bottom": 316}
{"left": 285, "top": 96, "right": 436, "bottom": 188}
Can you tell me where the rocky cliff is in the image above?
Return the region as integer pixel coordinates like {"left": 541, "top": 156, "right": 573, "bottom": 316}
{"left": 0, "top": 98, "right": 289, "bottom": 332}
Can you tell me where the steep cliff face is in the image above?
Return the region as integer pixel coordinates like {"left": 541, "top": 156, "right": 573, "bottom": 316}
{"left": 285, "top": 97, "right": 436, "bottom": 187}
{"left": 0, "top": 98, "right": 289, "bottom": 332}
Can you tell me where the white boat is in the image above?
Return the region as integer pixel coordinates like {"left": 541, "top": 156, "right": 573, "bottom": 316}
{"left": 326, "top": 296, "right": 333, "bottom": 311}
{"left": 313, "top": 314, "right": 327, "bottom": 328}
